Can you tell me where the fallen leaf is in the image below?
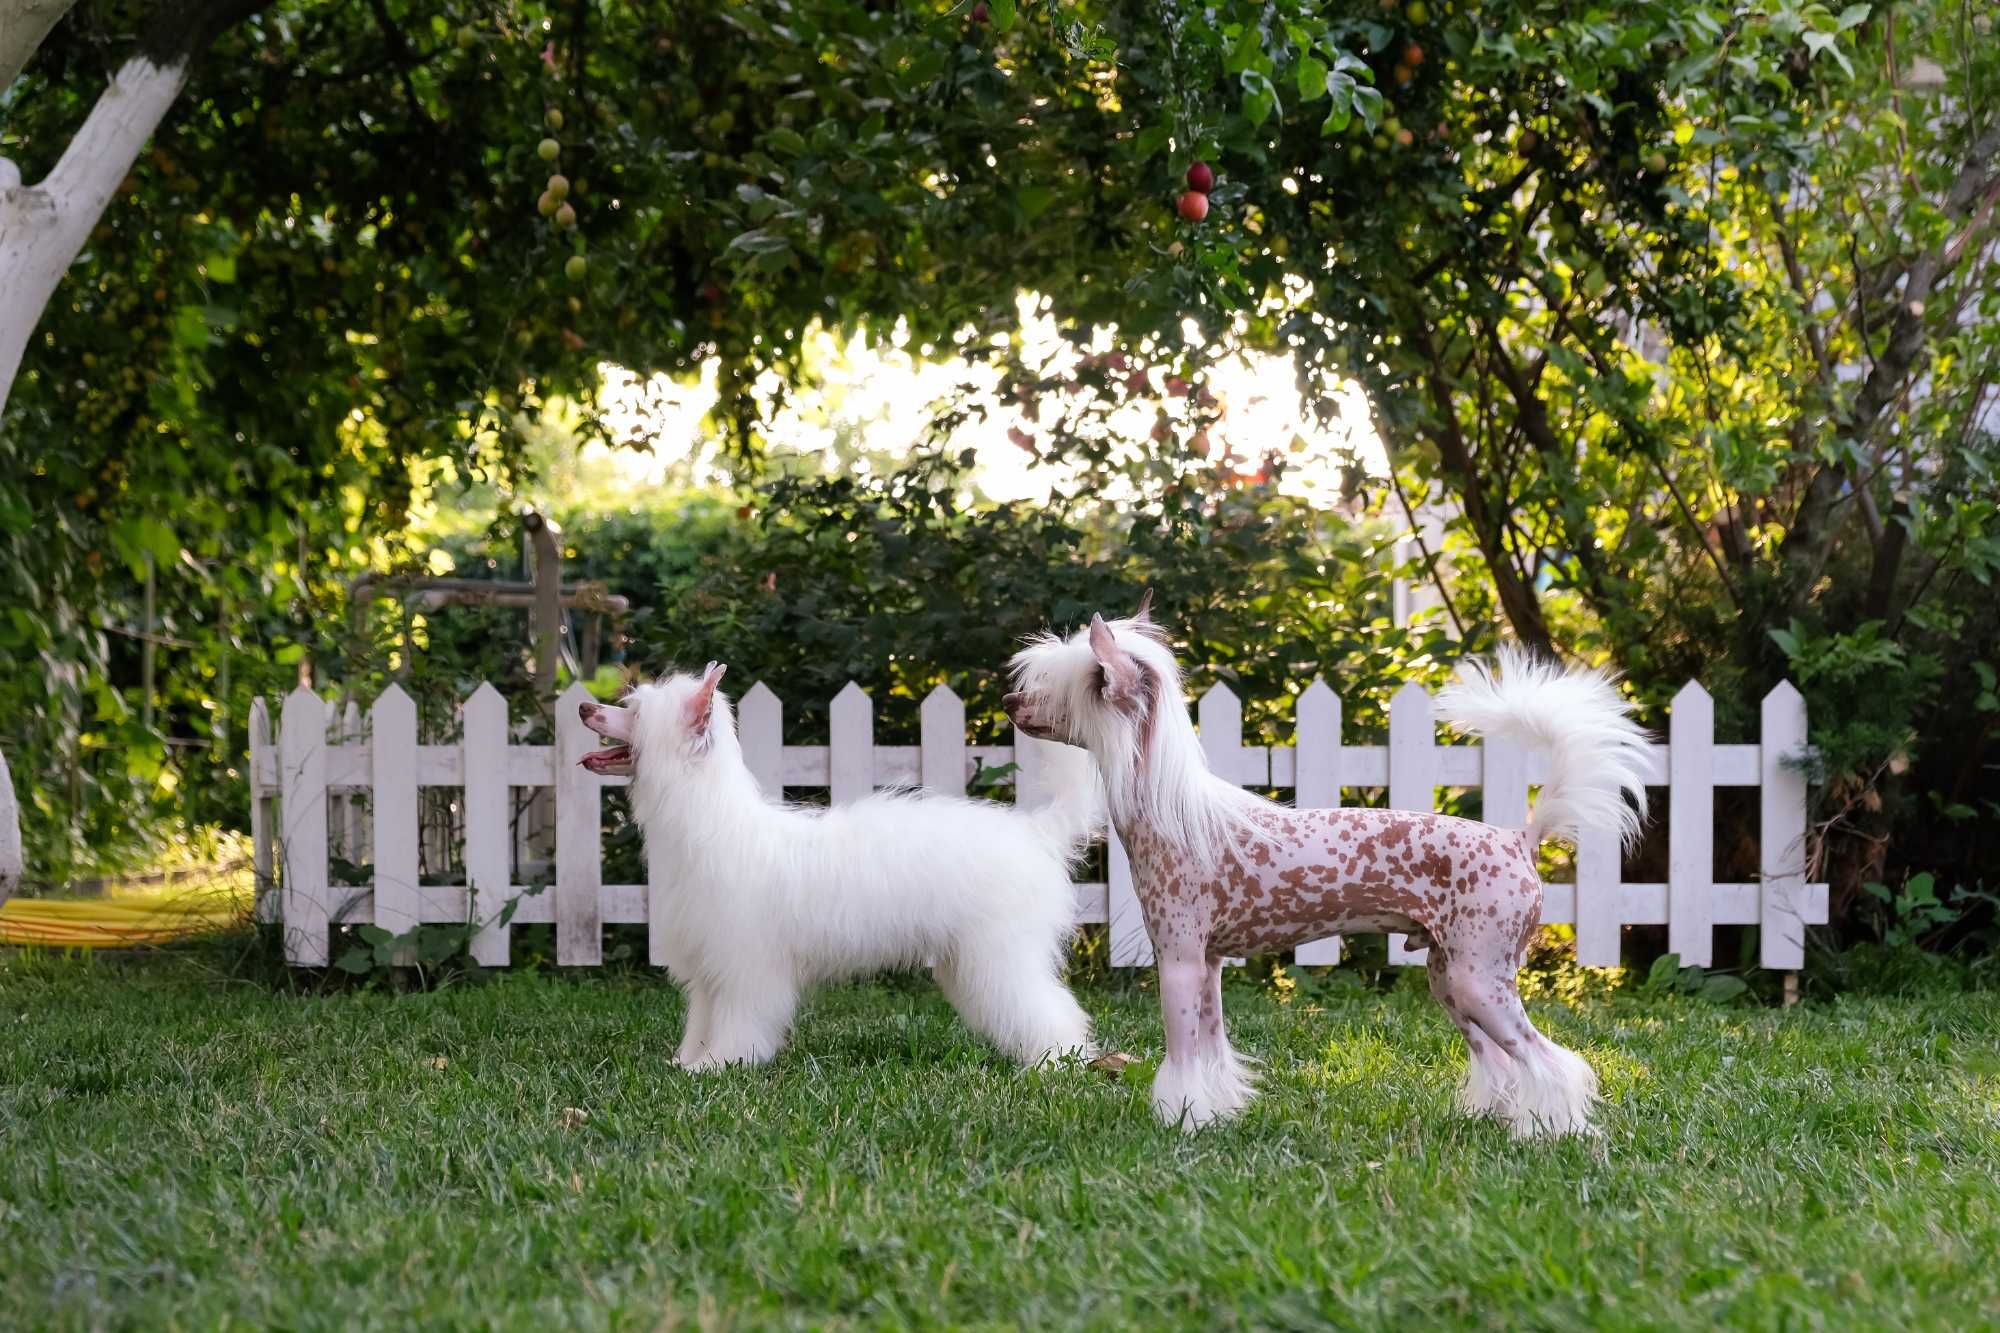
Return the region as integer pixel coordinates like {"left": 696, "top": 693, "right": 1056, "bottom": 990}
{"left": 1089, "top": 1051, "right": 1137, "bottom": 1078}
{"left": 561, "top": 1106, "right": 589, "bottom": 1130}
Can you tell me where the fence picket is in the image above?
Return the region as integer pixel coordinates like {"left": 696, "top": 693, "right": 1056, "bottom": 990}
{"left": 1292, "top": 679, "right": 1343, "bottom": 965}
{"left": 1107, "top": 829, "right": 1152, "bottom": 967}
{"left": 370, "top": 685, "right": 419, "bottom": 963}
{"left": 919, "top": 685, "right": 967, "bottom": 796}
{"left": 829, "top": 683, "right": 873, "bottom": 805}
{"left": 248, "top": 698, "right": 276, "bottom": 924}
{"left": 278, "top": 687, "right": 329, "bottom": 965}
{"left": 1198, "top": 684, "right": 1252, "bottom": 967}
{"left": 1386, "top": 682, "right": 1435, "bottom": 966}
{"left": 341, "top": 699, "right": 366, "bottom": 863}
{"left": 1669, "top": 681, "right": 1716, "bottom": 967}
{"left": 1574, "top": 826, "right": 1623, "bottom": 966}
{"left": 555, "top": 682, "right": 603, "bottom": 965}
{"left": 737, "top": 682, "right": 783, "bottom": 797}
{"left": 463, "top": 683, "right": 511, "bottom": 966}
{"left": 1759, "top": 682, "right": 1809, "bottom": 970}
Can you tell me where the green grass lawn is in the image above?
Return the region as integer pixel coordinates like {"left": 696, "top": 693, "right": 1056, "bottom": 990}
{"left": 3, "top": 949, "right": 1997, "bottom": 1331}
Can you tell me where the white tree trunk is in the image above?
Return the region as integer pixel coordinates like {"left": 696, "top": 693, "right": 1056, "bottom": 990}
{"left": 0, "top": 53, "right": 189, "bottom": 417}
{"left": 0, "top": 0, "right": 83, "bottom": 91}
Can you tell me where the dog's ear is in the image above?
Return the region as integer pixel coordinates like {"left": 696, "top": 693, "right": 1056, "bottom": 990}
{"left": 682, "top": 662, "right": 728, "bottom": 740}
{"left": 1088, "top": 614, "right": 1144, "bottom": 705}
{"left": 1133, "top": 588, "right": 1154, "bottom": 623}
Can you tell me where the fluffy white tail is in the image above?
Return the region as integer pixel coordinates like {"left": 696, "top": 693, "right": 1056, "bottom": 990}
{"left": 1436, "top": 645, "right": 1652, "bottom": 850}
{"left": 1017, "top": 738, "right": 1103, "bottom": 865}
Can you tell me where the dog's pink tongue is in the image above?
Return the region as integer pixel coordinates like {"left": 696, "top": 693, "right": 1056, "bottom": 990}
{"left": 580, "top": 746, "right": 629, "bottom": 771}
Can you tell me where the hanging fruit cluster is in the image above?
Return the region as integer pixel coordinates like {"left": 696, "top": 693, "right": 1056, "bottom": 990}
{"left": 1177, "top": 160, "right": 1213, "bottom": 223}
{"left": 534, "top": 107, "right": 587, "bottom": 281}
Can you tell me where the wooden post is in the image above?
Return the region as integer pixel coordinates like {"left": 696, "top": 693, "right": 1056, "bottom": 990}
{"left": 0, "top": 742, "right": 21, "bottom": 911}
{"left": 737, "top": 683, "right": 783, "bottom": 797}
{"left": 1760, "top": 681, "right": 1810, "bottom": 971}
{"left": 248, "top": 697, "right": 276, "bottom": 923}
{"left": 526, "top": 511, "right": 564, "bottom": 706}
{"left": 919, "top": 684, "right": 967, "bottom": 796}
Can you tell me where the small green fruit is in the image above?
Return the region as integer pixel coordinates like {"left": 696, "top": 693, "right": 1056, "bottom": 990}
{"left": 545, "top": 108, "right": 565, "bottom": 131}
{"left": 455, "top": 25, "right": 479, "bottom": 50}
{"left": 564, "top": 255, "right": 588, "bottom": 281}
{"left": 537, "top": 138, "right": 560, "bottom": 162}
{"left": 546, "top": 174, "right": 570, "bottom": 202}
{"left": 1646, "top": 150, "right": 1668, "bottom": 173}
{"left": 1406, "top": 0, "right": 1429, "bottom": 23}
{"left": 537, "top": 191, "right": 557, "bottom": 217}
{"left": 555, "top": 202, "right": 577, "bottom": 229}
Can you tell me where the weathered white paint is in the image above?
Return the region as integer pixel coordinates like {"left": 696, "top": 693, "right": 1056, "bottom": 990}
{"left": 0, "top": 0, "right": 82, "bottom": 91}
{"left": 252, "top": 676, "right": 1828, "bottom": 973}
{"left": 1, "top": 55, "right": 190, "bottom": 415}
{"left": 462, "top": 683, "right": 510, "bottom": 966}
{"left": 278, "top": 687, "right": 328, "bottom": 965}
{"left": 247, "top": 697, "right": 275, "bottom": 923}
{"left": 1759, "top": 682, "right": 1809, "bottom": 970}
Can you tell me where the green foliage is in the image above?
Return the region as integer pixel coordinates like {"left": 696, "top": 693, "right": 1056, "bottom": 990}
{"left": 1637, "top": 952, "right": 1754, "bottom": 1006}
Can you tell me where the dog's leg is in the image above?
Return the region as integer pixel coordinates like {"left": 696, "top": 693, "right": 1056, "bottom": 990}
{"left": 1197, "top": 957, "right": 1256, "bottom": 1116}
{"left": 1427, "top": 952, "right": 1517, "bottom": 1118}
{"left": 1152, "top": 950, "right": 1239, "bottom": 1131}
{"left": 934, "top": 950, "right": 1092, "bottom": 1067}
{"left": 683, "top": 979, "right": 798, "bottom": 1071}
{"left": 1437, "top": 952, "right": 1598, "bottom": 1137}
{"left": 674, "top": 981, "right": 717, "bottom": 1068}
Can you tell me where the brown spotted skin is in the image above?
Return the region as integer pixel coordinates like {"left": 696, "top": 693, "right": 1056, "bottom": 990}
{"left": 1120, "top": 805, "right": 1541, "bottom": 966}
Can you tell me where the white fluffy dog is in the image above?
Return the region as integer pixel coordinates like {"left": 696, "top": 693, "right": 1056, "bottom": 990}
{"left": 577, "top": 663, "right": 1097, "bottom": 1070}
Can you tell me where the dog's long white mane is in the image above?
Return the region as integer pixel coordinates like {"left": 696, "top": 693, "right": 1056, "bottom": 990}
{"left": 1012, "top": 618, "right": 1273, "bottom": 869}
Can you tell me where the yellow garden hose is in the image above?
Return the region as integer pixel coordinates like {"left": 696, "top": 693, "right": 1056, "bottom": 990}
{"left": 0, "top": 877, "right": 251, "bottom": 947}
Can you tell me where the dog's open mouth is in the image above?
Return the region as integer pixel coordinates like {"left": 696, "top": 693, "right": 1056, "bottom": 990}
{"left": 579, "top": 744, "right": 633, "bottom": 775}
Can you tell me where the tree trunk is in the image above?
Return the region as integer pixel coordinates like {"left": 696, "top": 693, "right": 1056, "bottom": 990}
{"left": 0, "top": 0, "right": 278, "bottom": 417}
{"left": 0, "top": 0, "right": 82, "bottom": 91}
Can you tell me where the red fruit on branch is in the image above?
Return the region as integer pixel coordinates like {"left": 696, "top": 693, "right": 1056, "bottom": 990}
{"left": 1186, "top": 161, "right": 1214, "bottom": 193}
{"left": 1177, "top": 190, "right": 1209, "bottom": 222}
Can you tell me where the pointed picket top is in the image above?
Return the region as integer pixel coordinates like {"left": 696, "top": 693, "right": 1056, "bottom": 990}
{"left": 463, "top": 679, "right": 507, "bottom": 721}
{"left": 1671, "top": 678, "right": 1713, "bottom": 711}
{"left": 920, "top": 684, "right": 967, "bottom": 797}
{"left": 1296, "top": 676, "right": 1337, "bottom": 714}
{"left": 1197, "top": 681, "right": 1243, "bottom": 750}
{"left": 342, "top": 697, "right": 362, "bottom": 737}
{"left": 1761, "top": 678, "right": 1804, "bottom": 712}
{"left": 829, "top": 681, "right": 874, "bottom": 805}
{"left": 737, "top": 681, "right": 783, "bottom": 796}
{"left": 1389, "top": 679, "right": 1434, "bottom": 717}
{"left": 371, "top": 682, "right": 415, "bottom": 724}
{"left": 281, "top": 685, "right": 325, "bottom": 733}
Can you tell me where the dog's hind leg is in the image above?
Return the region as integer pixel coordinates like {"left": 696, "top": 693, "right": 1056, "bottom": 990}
{"left": 674, "top": 980, "right": 717, "bottom": 1068}
{"left": 1427, "top": 952, "right": 1517, "bottom": 1118}
{"left": 934, "top": 947, "right": 1091, "bottom": 1067}
{"left": 685, "top": 978, "right": 798, "bottom": 1071}
{"left": 1433, "top": 950, "right": 1597, "bottom": 1137}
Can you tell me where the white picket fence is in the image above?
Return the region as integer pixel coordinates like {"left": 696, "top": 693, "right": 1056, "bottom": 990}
{"left": 249, "top": 677, "right": 1827, "bottom": 972}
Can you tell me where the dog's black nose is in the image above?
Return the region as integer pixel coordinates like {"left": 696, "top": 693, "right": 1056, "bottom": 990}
{"left": 579, "top": 701, "right": 599, "bottom": 721}
{"left": 1002, "top": 692, "right": 1025, "bottom": 713}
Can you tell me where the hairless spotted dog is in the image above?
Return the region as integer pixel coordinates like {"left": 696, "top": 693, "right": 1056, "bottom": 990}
{"left": 1005, "top": 597, "right": 1651, "bottom": 1137}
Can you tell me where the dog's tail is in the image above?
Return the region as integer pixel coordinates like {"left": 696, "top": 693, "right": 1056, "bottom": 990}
{"left": 1435, "top": 645, "right": 1652, "bottom": 850}
{"left": 1015, "top": 738, "right": 1104, "bottom": 866}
